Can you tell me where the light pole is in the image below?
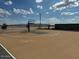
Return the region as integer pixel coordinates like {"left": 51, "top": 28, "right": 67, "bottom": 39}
{"left": 27, "top": 19, "right": 31, "bottom": 32}
{"left": 46, "top": 12, "right": 50, "bottom": 29}
{"left": 39, "top": 13, "right": 42, "bottom": 29}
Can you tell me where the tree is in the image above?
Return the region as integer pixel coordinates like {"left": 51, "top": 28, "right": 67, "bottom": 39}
{"left": 1, "top": 23, "right": 8, "bottom": 30}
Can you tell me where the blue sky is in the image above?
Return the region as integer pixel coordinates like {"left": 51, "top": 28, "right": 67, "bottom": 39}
{"left": 0, "top": 0, "right": 79, "bottom": 25}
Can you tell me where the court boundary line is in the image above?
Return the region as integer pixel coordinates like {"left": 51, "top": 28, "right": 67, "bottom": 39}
{"left": 0, "top": 43, "right": 16, "bottom": 59}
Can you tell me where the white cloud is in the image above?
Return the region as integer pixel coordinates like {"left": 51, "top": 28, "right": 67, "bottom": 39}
{"left": 46, "top": 12, "right": 49, "bottom": 14}
{"left": 61, "top": 12, "right": 78, "bottom": 16}
{"left": 22, "top": 15, "right": 27, "bottom": 18}
{"left": 53, "top": 1, "right": 67, "bottom": 10}
{"left": 4, "top": 0, "right": 13, "bottom": 5}
{"left": 62, "top": 18, "right": 78, "bottom": 23}
{"left": 69, "top": 0, "right": 77, "bottom": 2}
{"left": 49, "top": 6, "right": 53, "bottom": 10}
{"left": 29, "top": 8, "right": 34, "bottom": 14}
{"left": 75, "top": 16, "right": 79, "bottom": 18}
{"left": 48, "top": 17, "right": 61, "bottom": 25}
{"left": 36, "top": 13, "right": 39, "bottom": 15}
{"left": 36, "top": 0, "right": 43, "bottom": 3}
{"left": 13, "top": 8, "right": 34, "bottom": 15}
{"left": 37, "top": 5, "right": 43, "bottom": 9}
{"left": 0, "top": 8, "right": 11, "bottom": 17}
{"left": 52, "top": 0, "right": 79, "bottom": 10}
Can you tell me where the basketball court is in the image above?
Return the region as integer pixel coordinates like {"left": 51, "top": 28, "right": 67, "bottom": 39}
{"left": 0, "top": 43, "right": 16, "bottom": 59}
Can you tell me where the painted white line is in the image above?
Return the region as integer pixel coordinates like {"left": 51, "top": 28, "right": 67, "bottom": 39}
{"left": 0, "top": 43, "right": 16, "bottom": 59}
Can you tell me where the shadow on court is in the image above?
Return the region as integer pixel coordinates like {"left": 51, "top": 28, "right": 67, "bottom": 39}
{"left": 20, "top": 30, "right": 48, "bottom": 34}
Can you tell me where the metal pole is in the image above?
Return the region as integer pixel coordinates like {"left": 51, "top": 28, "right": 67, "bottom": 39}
{"left": 39, "top": 13, "right": 41, "bottom": 28}
{"left": 27, "top": 20, "right": 30, "bottom": 32}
